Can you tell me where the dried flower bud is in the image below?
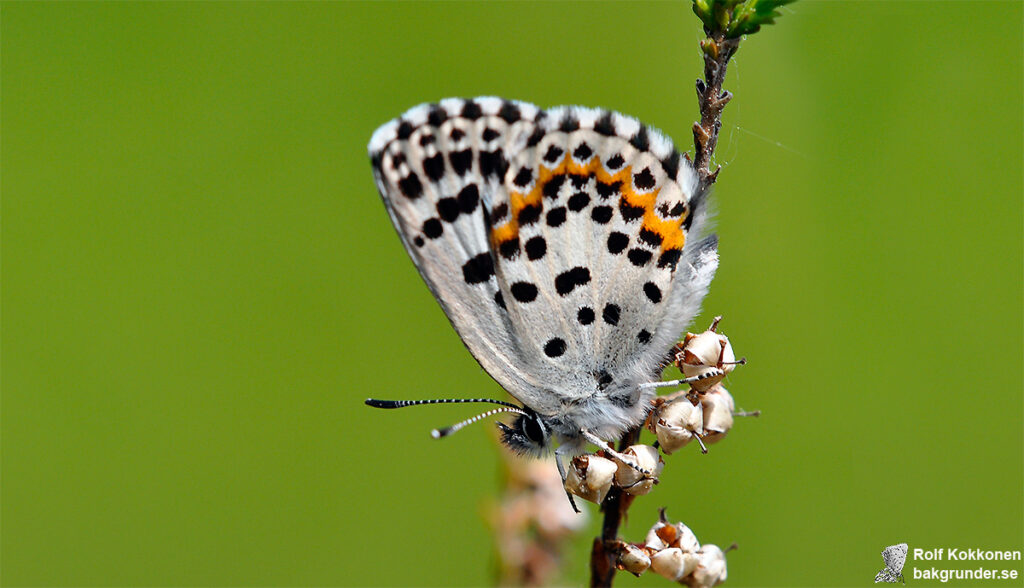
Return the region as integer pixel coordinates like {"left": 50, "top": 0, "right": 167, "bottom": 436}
{"left": 645, "top": 518, "right": 701, "bottom": 553}
{"left": 616, "top": 543, "right": 652, "bottom": 576}
{"left": 614, "top": 445, "right": 664, "bottom": 495}
{"left": 651, "top": 547, "right": 699, "bottom": 581}
{"left": 675, "top": 320, "right": 737, "bottom": 393}
{"left": 684, "top": 544, "right": 728, "bottom": 588}
{"left": 648, "top": 397, "right": 704, "bottom": 454}
{"left": 700, "top": 386, "right": 735, "bottom": 444}
{"left": 563, "top": 454, "right": 617, "bottom": 504}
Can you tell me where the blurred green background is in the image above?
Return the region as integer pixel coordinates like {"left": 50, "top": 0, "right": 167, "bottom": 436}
{"left": 3, "top": 1, "right": 1021, "bottom": 586}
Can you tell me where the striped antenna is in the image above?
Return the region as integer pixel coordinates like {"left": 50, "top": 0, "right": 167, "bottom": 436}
{"left": 431, "top": 406, "right": 528, "bottom": 439}
{"left": 365, "top": 397, "right": 521, "bottom": 409}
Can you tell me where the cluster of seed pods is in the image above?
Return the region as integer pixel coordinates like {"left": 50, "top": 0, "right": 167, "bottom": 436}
{"left": 614, "top": 513, "right": 731, "bottom": 587}
{"left": 563, "top": 318, "right": 749, "bottom": 586}
{"left": 564, "top": 317, "right": 750, "bottom": 502}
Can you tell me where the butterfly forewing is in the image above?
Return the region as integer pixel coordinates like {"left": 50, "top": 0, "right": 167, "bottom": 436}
{"left": 370, "top": 99, "right": 549, "bottom": 399}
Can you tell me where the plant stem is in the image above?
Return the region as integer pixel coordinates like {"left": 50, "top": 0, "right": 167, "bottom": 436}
{"left": 587, "top": 27, "right": 742, "bottom": 588}
{"left": 589, "top": 427, "right": 640, "bottom": 588}
{"left": 692, "top": 33, "right": 741, "bottom": 196}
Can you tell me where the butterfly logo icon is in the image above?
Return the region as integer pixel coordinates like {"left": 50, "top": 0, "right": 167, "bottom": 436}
{"left": 874, "top": 543, "right": 908, "bottom": 584}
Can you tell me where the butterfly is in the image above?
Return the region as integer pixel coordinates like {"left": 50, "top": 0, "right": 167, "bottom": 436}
{"left": 365, "top": 97, "right": 719, "bottom": 504}
{"left": 874, "top": 543, "right": 908, "bottom": 584}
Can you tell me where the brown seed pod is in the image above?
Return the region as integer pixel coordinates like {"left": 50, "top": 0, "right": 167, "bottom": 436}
{"left": 563, "top": 454, "right": 617, "bottom": 504}
{"left": 651, "top": 547, "right": 699, "bottom": 582}
{"left": 648, "top": 396, "right": 704, "bottom": 454}
{"left": 700, "top": 385, "right": 735, "bottom": 444}
{"left": 615, "top": 542, "right": 652, "bottom": 576}
{"left": 684, "top": 544, "right": 728, "bottom": 588}
{"left": 674, "top": 317, "right": 740, "bottom": 393}
{"left": 613, "top": 444, "right": 664, "bottom": 495}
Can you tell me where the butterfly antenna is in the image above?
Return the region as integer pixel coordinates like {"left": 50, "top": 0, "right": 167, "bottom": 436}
{"left": 431, "top": 406, "right": 528, "bottom": 439}
{"left": 365, "top": 397, "right": 521, "bottom": 409}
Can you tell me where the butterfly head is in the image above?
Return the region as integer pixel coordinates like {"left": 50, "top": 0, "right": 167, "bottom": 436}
{"left": 496, "top": 408, "right": 551, "bottom": 456}
{"left": 365, "top": 397, "right": 555, "bottom": 455}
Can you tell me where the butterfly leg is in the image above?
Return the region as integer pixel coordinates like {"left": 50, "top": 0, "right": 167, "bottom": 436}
{"left": 580, "top": 429, "right": 652, "bottom": 476}
{"left": 554, "top": 446, "right": 580, "bottom": 513}
{"left": 640, "top": 369, "right": 725, "bottom": 390}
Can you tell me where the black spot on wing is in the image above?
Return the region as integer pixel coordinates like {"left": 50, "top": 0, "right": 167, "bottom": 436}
{"left": 461, "top": 100, "right": 482, "bottom": 120}
{"left": 643, "top": 282, "right": 662, "bottom": 303}
{"left": 568, "top": 192, "right": 590, "bottom": 211}
{"left": 457, "top": 184, "right": 479, "bottom": 213}
{"left": 559, "top": 112, "right": 580, "bottom": 132}
{"left": 607, "top": 232, "right": 629, "bottom": 254}
{"left": 591, "top": 206, "right": 613, "bottom": 224}
{"left": 397, "top": 120, "right": 414, "bottom": 139}
{"left": 525, "top": 236, "right": 546, "bottom": 260}
{"left": 462, "top": 253, "right": 494, "bottom": 284}
{"left": 513, "top": 167, "right": 533, "bottom": 188}
{"left": 568, "top": 173, "right": 590, "bottom": 189}
{"left": 491, "top": 203, "right": 509, "bottom": 223}
{"left": 594, "top": 111, "right": 615, "bottom": 136}
{"left": 526, "top": 126, "right": 545, "bottom": 148}
{"left": 546, "top": 207, "right": 567, "bottom": 227}
{"left": 543, "top": 175, "right": 566, "bottom": 200}
{"left": 577, "top": 306, "right": 595, "bottom": 325}
{"left": 449, "top": 150, "right": 472, "bottom": 176}
{"left": 423, "top": 218, "right": 443, "bottom": 239}
{"left": 437, "top": 197, "right": 460, "bottom": 222}
{"left": 605, "top": 153, "right": 625, "bottom": 170}
{"left": 602, "top": 304, "right": 620, "bottom": 326}
{"left": 657, "top": 248, "right": 682, "bottom": 270}
{"left": 398, "top": 173, "right": 423, "bottom": 199}
{"left": 661, "top": 149, "right": 681, "bottom": 178}
{"left": 619, "top": 198, "right": 644, "bottom": 222}
{"left": 573, "top": 142, "right": 593, "bottom": 161}
{"left": 499, "top": 101, "right": 521, "bottom": 123}
{"left": 543, "top": 145, "right": 563, "bottom": 164}
{"left": 633, "top": 168, "right": 656, "bottom": 190}
{"left": 596, "top": 180, "right": 621, "bottom": 200}
{"left": 544, "top": 338, "right": 567, "bottom": 358}
{"left": 479, "top": 150, "right": 508, "bottom": 179}
{"left": 518, "top": 204, "right": 541, "bottom": 226}
{"left": 511, "top": 281, "right": 538, "bottom": 303}
{"left": 629, "top": 125, "right": 649, "bottom": 151}
{"left": 427, "top": 105, "right": 448, "bottom": 127}
{"left": 628, "top": 248, "right": 652, "bottom": 267}
{"left": 554, "top": 267, "right": 591, "bottom": 296}
{"left": 639, "top": 228, "right": 663, "bottom": 247}
{"left": 499, "top": 237, "right": 520, "bottom": 260}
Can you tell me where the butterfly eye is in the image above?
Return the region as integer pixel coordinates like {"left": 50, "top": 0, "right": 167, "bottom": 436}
{"left": 522, "top": 414, "right": 546, "bottom": 445}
